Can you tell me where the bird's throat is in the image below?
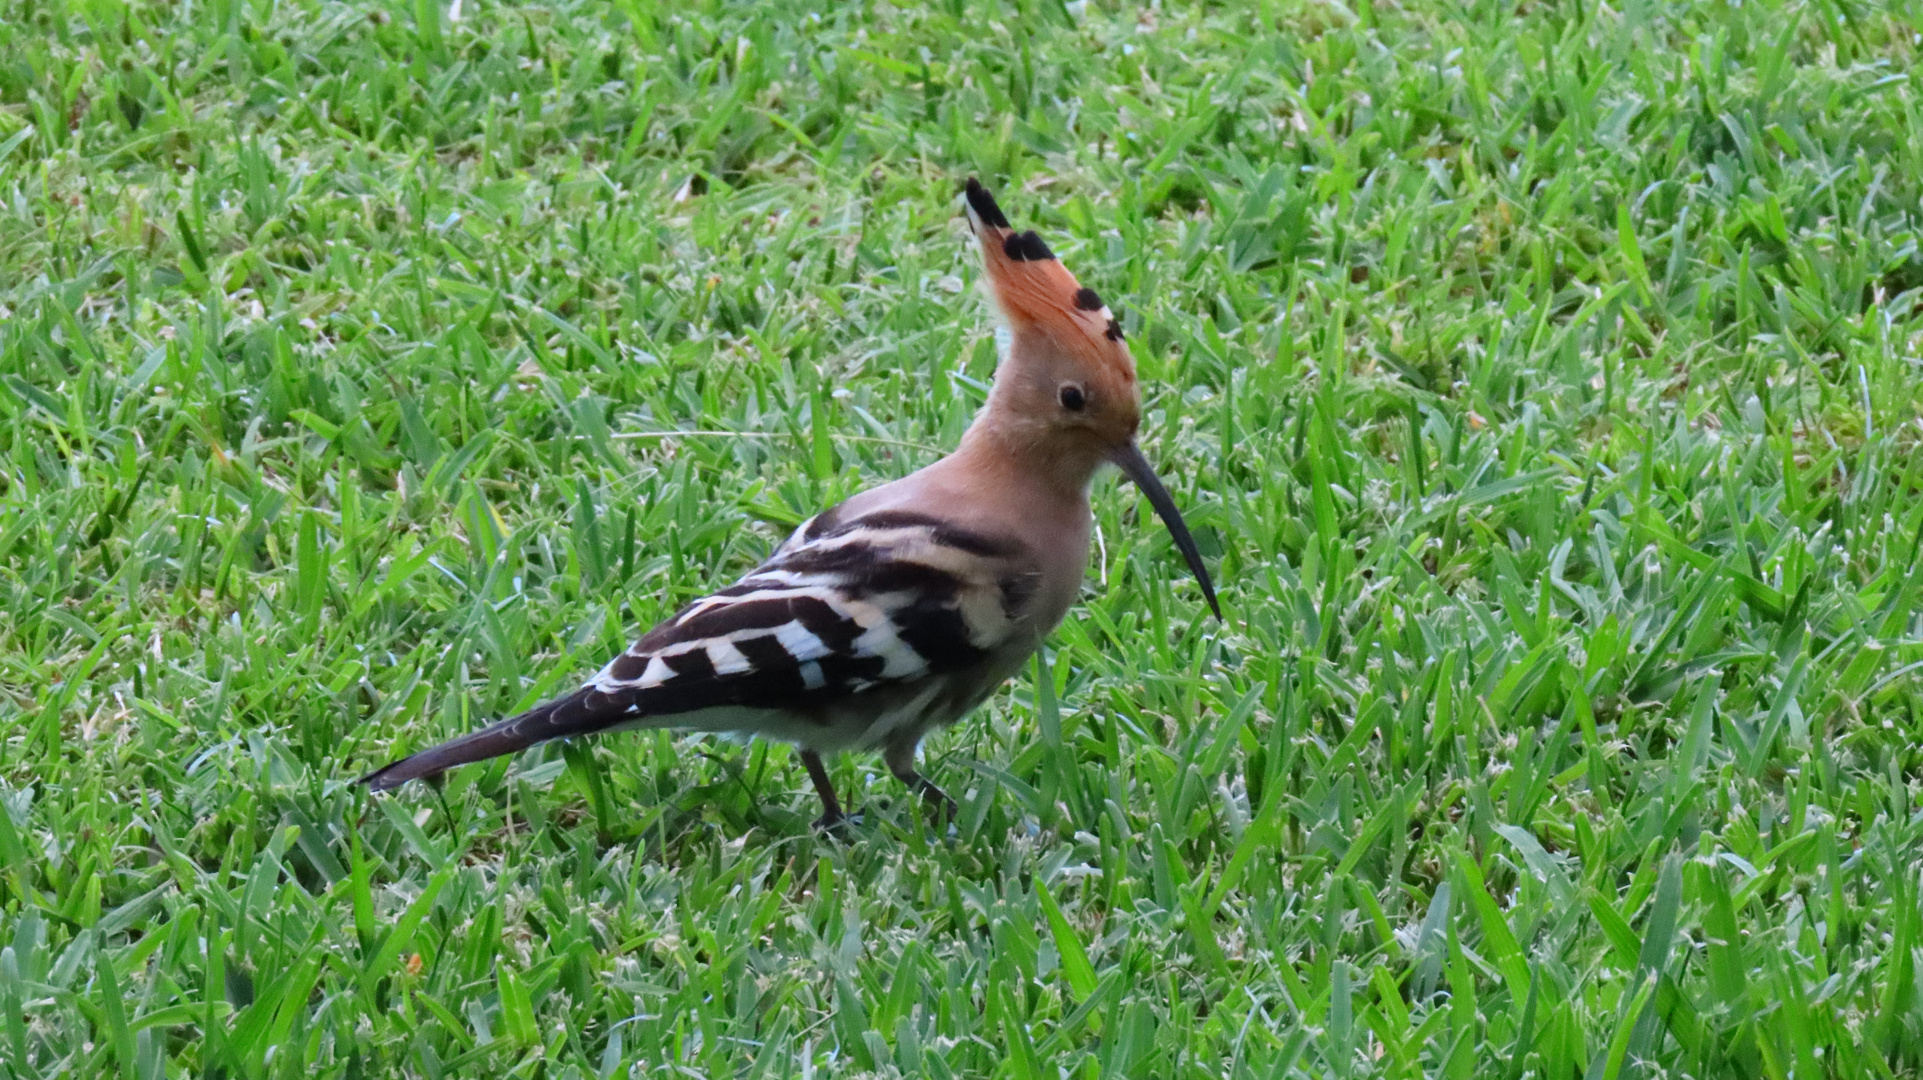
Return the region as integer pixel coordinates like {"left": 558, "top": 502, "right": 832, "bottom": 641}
{"left": 954, "top": 412, "right": 1109, "bottom": 501}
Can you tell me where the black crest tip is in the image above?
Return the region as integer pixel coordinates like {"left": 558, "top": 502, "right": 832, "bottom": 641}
{"left": 1002, "top": 230, "right": 1054, "bottom": 262}
{"left": 1073, "top": 287, "right": 1104, "bottom": 311}
{"left": 964, "top": 178, "right": 1011, "bottom": 230}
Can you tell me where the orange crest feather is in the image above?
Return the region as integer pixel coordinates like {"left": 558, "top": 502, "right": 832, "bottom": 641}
{"left": 963, "top": 179, "right": 1134, "bottom": 386}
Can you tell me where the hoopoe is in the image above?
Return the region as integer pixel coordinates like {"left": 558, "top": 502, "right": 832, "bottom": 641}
{"left": 361, "top": 179, "right": 1219, "bottom": 828}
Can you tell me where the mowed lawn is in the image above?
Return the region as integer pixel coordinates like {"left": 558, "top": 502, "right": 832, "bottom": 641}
{"left": 5, "top": 0, "right": 1923, "bottom": 1076}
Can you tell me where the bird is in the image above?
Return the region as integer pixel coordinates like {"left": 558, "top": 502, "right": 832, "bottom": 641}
{"left": 359, "top": 178, "right": 1220, "bottom": 830}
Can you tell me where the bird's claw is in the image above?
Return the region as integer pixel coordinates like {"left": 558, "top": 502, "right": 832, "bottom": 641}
{"left": 812, "top": 810, "right": 861, "bottom": 838}
{"left": 916, "top": 782, "right": 959, "bottom": 824}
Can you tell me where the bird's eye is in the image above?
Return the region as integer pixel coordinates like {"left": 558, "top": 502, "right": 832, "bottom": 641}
{"left": 1059, "top": 384, "right": 1087, "bottom": 412}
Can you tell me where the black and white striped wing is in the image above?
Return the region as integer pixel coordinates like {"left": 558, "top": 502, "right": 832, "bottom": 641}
{"left": 584, "top": 509, "right": 1036, "bottom": 714}
{"left": 359, "top": 510, "right": 1038, "bottom": 789}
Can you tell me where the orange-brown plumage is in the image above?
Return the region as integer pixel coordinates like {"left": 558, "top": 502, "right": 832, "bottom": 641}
{"left": 964, "top": 178, "right": 1136, "bottom": 392}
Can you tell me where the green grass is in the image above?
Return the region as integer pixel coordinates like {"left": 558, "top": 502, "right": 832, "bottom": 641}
{"left": 4, "top": 0, "right": 1923, "bottom": 1075}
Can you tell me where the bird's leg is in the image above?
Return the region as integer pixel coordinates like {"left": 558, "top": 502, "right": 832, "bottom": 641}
{"left": 799, "top": 749, "right": 848, "bottom": 833}
{"left": 885, "top": 740, "right": 957, "bottom": 822}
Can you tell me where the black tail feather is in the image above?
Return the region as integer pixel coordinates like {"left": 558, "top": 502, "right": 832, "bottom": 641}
{"left": 359, "top": 686, "right": 620, "bottom": 791}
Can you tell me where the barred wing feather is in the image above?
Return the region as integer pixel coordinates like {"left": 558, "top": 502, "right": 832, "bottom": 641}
{"left": 359, "top": 510, "right": 1035, "bottom": 790}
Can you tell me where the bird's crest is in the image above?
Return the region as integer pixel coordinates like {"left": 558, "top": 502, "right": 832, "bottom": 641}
{"left": 963, "top": 178, "right": 1134, "bottom": 386}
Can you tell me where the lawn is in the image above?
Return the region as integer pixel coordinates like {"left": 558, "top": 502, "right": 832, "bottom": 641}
{"left": 4, "top": 0, "right": 1923, "bottom": 1075}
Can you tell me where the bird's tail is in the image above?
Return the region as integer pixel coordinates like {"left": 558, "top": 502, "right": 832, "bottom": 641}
{"left": 359, "top": 686, "right": 616, "bottom": 791}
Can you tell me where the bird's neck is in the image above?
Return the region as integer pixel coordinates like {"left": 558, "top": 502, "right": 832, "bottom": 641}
{"left": 952, "top": 409, "right": 1106, "bottom": 503}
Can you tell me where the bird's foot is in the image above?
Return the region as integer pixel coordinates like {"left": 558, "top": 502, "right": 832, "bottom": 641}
{"left": 812, "top": 809, "right": 861, "bottom": 838}
{"left": 894, "top": 771, "right": 958, "bottom": 829}
{"left": 884, "top": 746, "right": 954, "bottom": 828}
{"left": 915, "top": 780, "right": 959, "bottom": 824}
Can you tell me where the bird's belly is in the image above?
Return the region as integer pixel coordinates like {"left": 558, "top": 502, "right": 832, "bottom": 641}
{"left": 628, "top": 638, "right": 1038, "bottom": 755}
{"left": 843, "top": 636, "right": 1040, "bottom": 749}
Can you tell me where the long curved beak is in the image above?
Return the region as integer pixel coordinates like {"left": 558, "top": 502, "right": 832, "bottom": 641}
{"left": 1109, "top": 442, "right": 1222, "bottom": 619}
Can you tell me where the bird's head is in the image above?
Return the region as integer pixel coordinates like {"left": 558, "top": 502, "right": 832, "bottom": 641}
{"left": 962, "top": 178, "right": 1220, "bottom": 618}
{"left": 963, "top": 178, "right": 1142, "bottom": 459}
